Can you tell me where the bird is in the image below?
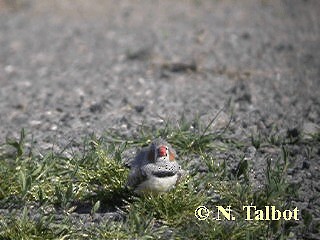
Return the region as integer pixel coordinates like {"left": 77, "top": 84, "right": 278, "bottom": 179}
{"left": 126, "top": 138, "right": 185, "bottom": 195}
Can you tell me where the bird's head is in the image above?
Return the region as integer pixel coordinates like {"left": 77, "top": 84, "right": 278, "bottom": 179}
{"left": 147, "top": 138, "right": 176, "bottom": 163}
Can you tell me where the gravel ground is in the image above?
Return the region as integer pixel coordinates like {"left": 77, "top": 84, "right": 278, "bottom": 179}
{"left": 0, "top": 0, "right": 319, "bottom": 238}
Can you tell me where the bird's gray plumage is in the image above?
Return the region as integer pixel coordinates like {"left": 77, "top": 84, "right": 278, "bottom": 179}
{"left": 126, "top": 138, "right": 185, "bottom": 194}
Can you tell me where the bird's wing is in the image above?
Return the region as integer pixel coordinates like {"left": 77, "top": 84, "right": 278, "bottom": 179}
{"left": 126, "top": 167, "right": 147, "bottom": 189}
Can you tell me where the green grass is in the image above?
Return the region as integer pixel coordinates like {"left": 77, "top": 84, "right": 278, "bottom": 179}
{"left": 0, "top": 118, "right": 305, "bottom": 239}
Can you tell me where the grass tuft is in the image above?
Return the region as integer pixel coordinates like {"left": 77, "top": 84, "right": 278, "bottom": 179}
{"left": 0, "top": 118, "right": 301, "bottom": 239}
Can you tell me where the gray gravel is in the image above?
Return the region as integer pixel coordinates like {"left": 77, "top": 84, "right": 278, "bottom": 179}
{"left": 0, "top": 0, "right": 319, "bottom": 238}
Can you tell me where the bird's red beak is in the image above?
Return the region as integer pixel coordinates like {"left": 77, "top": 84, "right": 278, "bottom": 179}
{"left": 158, "top": 146, "right": 167, "bottom": 157}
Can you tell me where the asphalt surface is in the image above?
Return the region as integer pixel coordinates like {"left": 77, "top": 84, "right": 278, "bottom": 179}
{"left": 0, "top": 0, "right": 319, "bottom": 238}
